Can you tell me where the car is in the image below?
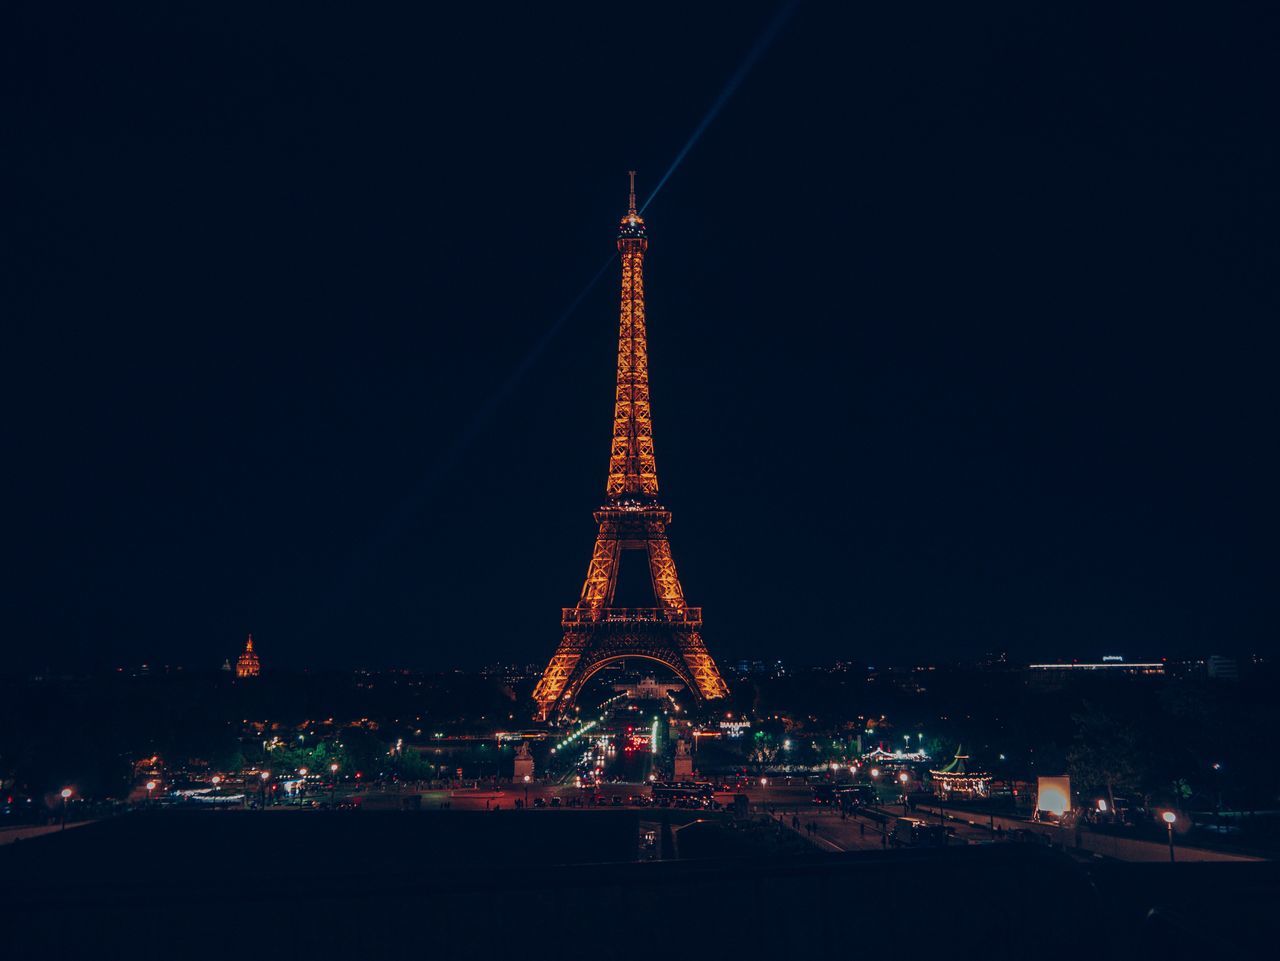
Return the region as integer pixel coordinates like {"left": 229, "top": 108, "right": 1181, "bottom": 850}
{"left": 892, "top": 817, "right": 946, "bottom": 847}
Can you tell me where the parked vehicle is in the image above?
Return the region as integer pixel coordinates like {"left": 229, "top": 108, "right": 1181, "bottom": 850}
{"left": 893, "top": 817, "right": 947, "bottom": 847}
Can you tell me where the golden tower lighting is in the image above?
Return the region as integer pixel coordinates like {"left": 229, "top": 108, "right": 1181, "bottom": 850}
{"left": 532, "top": 174, "right": 730, "bottom": 721}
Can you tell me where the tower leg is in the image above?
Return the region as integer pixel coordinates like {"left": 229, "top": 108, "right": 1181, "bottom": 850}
{"left": 532, "top": 631, "right": 588, "bottom": 721}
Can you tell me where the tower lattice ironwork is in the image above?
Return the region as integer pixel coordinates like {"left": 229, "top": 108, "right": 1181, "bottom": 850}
{"left": 532, "top": 174, "right": 730, "bottom": 721}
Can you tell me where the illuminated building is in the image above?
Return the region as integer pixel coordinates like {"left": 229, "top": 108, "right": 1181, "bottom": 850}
{"left": 612, "top": 675, "right": 684, "bottom": 699}
{"left": 928, "top": 746, "right": 990, "bottom": 800}
{"left": 1027, "top": 657, "right": 1164, "bottom": 675}
{"left": 532, "top": 174, "right": 730, "bottom": 720}
{"left": 235, "top": 634, "right": 261, "bottom": 678}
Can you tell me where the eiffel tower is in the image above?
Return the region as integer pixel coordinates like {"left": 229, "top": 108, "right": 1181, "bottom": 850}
{"left": 532, "top": 174, "right": 730, "bottom": 721}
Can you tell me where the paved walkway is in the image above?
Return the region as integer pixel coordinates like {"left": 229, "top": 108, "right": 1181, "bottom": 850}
{"left": 769, "top": 808, "right": 894, "bottom": 853}
{"left": 0, "top": 822, "right": 94, "bottom": 846}
{"left": 916, "top": 802, "right": 1264, "bottom": 862}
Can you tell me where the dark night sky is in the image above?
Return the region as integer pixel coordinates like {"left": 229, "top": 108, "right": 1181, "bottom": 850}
{"left": 5, "top": 2, "right": 1278, "bottom": 673}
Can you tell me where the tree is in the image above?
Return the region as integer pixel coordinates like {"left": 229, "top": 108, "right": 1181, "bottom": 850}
{"left": 743, "top": 731, "right": 780, "bottom": 776}
{"left": 1066, "top": 702, "right": 1145, "bottom": 812}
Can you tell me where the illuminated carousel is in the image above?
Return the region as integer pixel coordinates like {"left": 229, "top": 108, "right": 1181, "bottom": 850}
{"left": 928, "top": 746, "right": 990, "bottom": 800}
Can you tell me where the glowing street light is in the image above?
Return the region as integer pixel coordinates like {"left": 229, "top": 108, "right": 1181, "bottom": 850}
{"left": 899, "top": 771, "right": 910, "bottom": 811}
{"left": 59, "top": 787, "right": 72, "bottom": 830}
{"left": 330, "top": 762, "right": 340, "bottom": 806}
{"left": 1162, "top": 811, "right": 1177, "bottom": 862}
{"left": 523, "top": 773, "right": 531, "bottom": 808}
{"left": 145, "top": 780, "right": 157, "bottom": 804}
{"left": 870, "top": 767, "right": 881, "bottom": 779}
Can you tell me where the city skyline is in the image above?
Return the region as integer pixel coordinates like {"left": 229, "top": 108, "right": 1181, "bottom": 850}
{"left": 7, "top": 3, "right": 1277, "bottom": 674}
{"left": 8, "top": 7, "right": 1279, "bottom": 959}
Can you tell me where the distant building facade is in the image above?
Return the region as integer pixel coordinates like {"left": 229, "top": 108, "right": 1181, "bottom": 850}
{"left": 1027, "top": 656, "right": 1163, "bottom": 676}
{"left": 613, "top": 675, "right": 683, "bottom": 699}
{"left": 1207, "top": 655, "right": 1239, "bottom": 680}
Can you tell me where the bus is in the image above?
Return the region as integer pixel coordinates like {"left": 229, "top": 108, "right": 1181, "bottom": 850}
{"left": 650, "top": 781, "right": 714, "bottom": 805}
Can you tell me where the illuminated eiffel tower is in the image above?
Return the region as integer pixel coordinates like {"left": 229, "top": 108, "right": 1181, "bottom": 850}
{"left": 532, "top": 174, "right": 730, "bottom": 721}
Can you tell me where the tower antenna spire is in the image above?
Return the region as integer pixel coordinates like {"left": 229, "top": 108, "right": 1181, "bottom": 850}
{"left": 628, "top": 170, "right": 637, "bottom": 215}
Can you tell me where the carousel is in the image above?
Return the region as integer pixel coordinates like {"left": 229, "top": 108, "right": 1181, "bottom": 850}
{"left": 929, "top": 746, "right": 991, "bottom": 800}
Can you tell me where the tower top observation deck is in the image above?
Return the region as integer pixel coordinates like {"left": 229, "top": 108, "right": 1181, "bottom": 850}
{"left": 618, "top": 170, "right": 647, "bottom": 244}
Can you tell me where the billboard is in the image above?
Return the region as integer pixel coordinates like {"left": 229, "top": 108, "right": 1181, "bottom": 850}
{"left": 1036, "top": 776, "right": 1072, "bottom": 816}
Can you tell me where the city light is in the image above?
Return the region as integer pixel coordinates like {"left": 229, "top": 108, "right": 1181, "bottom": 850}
{"left": 60, "top": 788, "right": 72, "bottom": 800}
{"left": 1036, "top": 777, "right": 1072, "bottom": 817}
{"left": 1162, "top": 811, "right": 1176, "bottom": 825}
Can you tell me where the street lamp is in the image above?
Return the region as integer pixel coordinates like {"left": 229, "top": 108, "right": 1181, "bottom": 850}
{"left": 259, "top": 770, "right": 270, "bottom": 809}
{"left": 145, "top": 780, "right": 156, "bottom": 805}
{"left": 330, "top": 762, "right": 339, "bottom": 806}
{"left": 59, "top": 788, "right": 72, "bottom": 830}
{"left": 899, "top": 771, "right": 909, "bottom": 811}
{"left": 1163, "top": 811, "right": 1177, "bottom": 862}
{"left": 523, "top": 774, "right": 531, "bottom": 808}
